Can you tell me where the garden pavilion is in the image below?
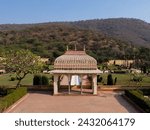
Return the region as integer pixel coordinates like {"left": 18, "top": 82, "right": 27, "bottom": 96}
{"left": 50, "top": 48, "right": 101, "bottom": 95}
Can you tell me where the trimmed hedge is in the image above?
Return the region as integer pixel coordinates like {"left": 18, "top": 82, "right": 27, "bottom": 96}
{"left": 0, "top": 86, "right": 14, "bottom": 96}
{"left": 107, "top": 74, "right": 113, "bottom": 85}
{"left": 41, "top": 75, "right": 49, "bottom": 85}
{"left": 0, "top": 87, "right": 7, "bottom": 96}
{"left": 125, "top": 90, "right": 150, "bottom": 112}
{"left": 33, "top": 75, "right": 49, "bottom": 85}
{"left": 141, "top": 89, "right": 150, "bottom": 96}
{"left": 33, "top": 75, "right": 42, "bottom": 85}
{"left": 0, "top": 87, "right": 27, "bottom": 112}
{"left": 114, "top": 70, "right": 126, "bottom": 74}
{"left": 97, "top": 75, "right": 103, "bottom": 83}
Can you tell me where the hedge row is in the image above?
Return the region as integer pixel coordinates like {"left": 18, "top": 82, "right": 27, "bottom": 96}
{"left": 0, "top": 87, "right": 27, "bottom": 112}
{"left": 33, "top": 75, "right": 49, "bottom": 85}
{"left": 0, "top": 86, "right": 14, "bottom": 96}
{"left": 141, "top": 89, "right": 150, "bottom": 96}
{"left": 125, "top": 90, "right": 150, "bottom": 112}
{"left": 113, "top": 70, "right": 126, "bottom": 74}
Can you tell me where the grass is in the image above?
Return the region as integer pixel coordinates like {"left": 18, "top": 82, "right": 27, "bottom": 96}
{"left": 0, "top": 73, "right": 33, "bottom": 86}
{"left": 98, "top": 73, "right": 150, "bottom": 86}
{"left": 0, "top": 73, "right": 150, "bottom": 87}
{"left": 0, "top": 73, "right": 52, "bottom": 87}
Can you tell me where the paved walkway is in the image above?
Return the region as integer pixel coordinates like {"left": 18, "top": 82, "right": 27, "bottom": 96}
{"left": 5, "top": 91, "right": 139, "bottom": 113}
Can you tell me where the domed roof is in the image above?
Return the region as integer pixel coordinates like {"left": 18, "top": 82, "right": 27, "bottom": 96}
{"left": 54, "top": 50, "right": 97, "bottom": 70}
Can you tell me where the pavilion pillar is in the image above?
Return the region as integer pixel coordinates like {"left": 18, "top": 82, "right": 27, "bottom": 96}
{"left": 53, "top": 74, "right": 59, "bottom": 95}
{"left": 57, "top": 74, "right": 60, "bottom": 92}
{"left": 92, "top": 74, "right": 97, "bottom": 95}
{"left": 80, "top": 75, "right": 83, "bottom": 95}
{"left": 68, "top": 74, "right": 71, "bottom": 94}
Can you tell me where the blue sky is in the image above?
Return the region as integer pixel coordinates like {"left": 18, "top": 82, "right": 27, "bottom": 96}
{"left": 0, "top": 0, "right": 150, "bottom": 24}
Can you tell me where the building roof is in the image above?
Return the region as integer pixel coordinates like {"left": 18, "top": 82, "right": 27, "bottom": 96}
{"left": 54, "top": 50, "right": 97, "bottom": 70}
{"left": 51, "top": 50, "right": 101, "bottom": 74}
{"left": 50, "top": 69, "right": 101, "bottom": 74}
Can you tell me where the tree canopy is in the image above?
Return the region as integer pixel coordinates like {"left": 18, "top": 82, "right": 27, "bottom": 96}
{"left": 3, "top": 49, "right": 43, "bottom": 87}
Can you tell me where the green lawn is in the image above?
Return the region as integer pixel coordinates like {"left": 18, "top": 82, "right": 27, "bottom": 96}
{"left": 99, "top": 73, "right": 150, "bottom": 86}
{"left": 0, "top": 73, "right": 52, "bottom": 87}
{"left": 0, "top": 73, "right": 150, "bottom": 87}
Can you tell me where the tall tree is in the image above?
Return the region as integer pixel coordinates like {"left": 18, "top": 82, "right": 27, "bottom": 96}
{"left": 3, "top": 49, "right": 42, "bottom": 87}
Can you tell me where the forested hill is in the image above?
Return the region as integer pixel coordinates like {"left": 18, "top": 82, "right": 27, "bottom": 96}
{"left": 1, "top": 18, "right": 150, "bottom": 48}
{"left": 0, "top": 18, "right": 150, "bottom": 63}
{"left": 69, "top": 18, "right": 150, "bottom": 48}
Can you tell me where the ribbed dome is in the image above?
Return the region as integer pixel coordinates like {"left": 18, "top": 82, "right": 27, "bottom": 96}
{"left": 54, "top": 51, "right": 97, "bottom": 70}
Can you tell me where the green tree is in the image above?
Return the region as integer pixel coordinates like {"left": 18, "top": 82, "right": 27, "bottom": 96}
{"left": 3, "top": 49, "right": 42, "bottom": 87}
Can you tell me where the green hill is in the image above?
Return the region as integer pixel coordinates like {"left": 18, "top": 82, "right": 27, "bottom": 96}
{"left": 0, "top": 19, "right": 150, "bottom": 64}
{"left": 70, "top": 18, "right": 150, "bottom": 48}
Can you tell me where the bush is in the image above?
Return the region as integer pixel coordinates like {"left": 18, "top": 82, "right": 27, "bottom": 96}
{"left": 0, "top": 86, "right": 7, "bottom": 96}
{"left": 41, "top": 75, "right": 49, "bottom": 85}
{"left": 49, "top": 75, "right": 54, "bottom": 83}
{"left": 107, "top": 74, "right": 113, "bottom": 85}
{"left": 0, "top": 87, "right": 27, "bottom": 112}
{"left": 141, "top": 89, "right": 150, "bottom": 95}
{"left": 125, "top": 90, "right": 150, "bottom": 112}
{"left": 33, "top": 75, "right": 42, "bottom": 85}
{"left": 33, "top": 75, "right": 49, "bottom": 85}
{"left": 97, "top": 75, "right": 103, "bottom": 83}
{"left": 114, "top": 70, "right": 126, "bottom": 74}
{"left": 0, "top": 86, "right": 15, "bottom": 96}
{"left": 114, "top": 77, "right": 117, "bottom": 85}
{"left": 10, "top": 77, "right": 16, "bottom": 81}
{"left": 131, "top": 74, "right": 143, "bottom": 83}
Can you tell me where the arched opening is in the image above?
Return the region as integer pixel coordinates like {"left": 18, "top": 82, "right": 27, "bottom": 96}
{"left": 57, "top": 74, "right": 93, "bottom": 95}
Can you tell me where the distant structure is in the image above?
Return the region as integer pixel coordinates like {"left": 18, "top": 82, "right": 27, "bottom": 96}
{"left": 107, "top": 60, "right": 134, "bottom": 67}
{"left": 50, "top": 48, "right": 101, "bottom": 95}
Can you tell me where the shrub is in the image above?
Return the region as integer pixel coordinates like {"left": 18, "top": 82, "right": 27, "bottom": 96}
{"left": 0, "top": 87, "right": 27, "bottom": 112}
{"left": 114, "top": 77, "right": 117, "bottom": 85}
{"left": 0, "top": 86, "right": 15, "bottom": 97}
{"left": 41, "top": 75, "right": 49, "bottom": 85}
{"left": 0, "top": 86, "right": 7, "bottom": 96}
{"left": 10, "top": 77, "right": 16, "bottom": 81}
{"left": 132, "top": 76, "right": 143, "bottom": 82}
{"left": 97, "top": 75, "right": 103, "bottom": 83}
{"left": 107, "top": 74, "right": 113, "bottom": 85}
{"left": 33, "top": 75, "right": 49, "bottom": 85}
{"left": 51, "top": 76, "right": 54, "bottom": 82}
{"left": 125, "top": 90, "right": 150, "bottom": 112}
{"left": 33, "top": 75, "right": 42, "bottom": 85}
{"left": 141, "top": 89, "right": 150, "bottom": 95}
{"left": 114, "top": 70, "right": 126, "bottom": 74}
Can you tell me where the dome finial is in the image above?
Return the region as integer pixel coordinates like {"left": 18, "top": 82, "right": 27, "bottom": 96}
{"left": 75, "top": 43, "right": 77, "bottom": 51}
{"left": 83, "top": 44, "right": 86, "bottom": 51}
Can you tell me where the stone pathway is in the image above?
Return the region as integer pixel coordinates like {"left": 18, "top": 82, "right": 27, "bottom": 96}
{"left": 5, "top": 91, "right": 139, "bottom": 113}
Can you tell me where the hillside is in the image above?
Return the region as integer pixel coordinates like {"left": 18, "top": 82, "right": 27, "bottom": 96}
{"left": 0, "top": 18, "right": 150, "bottom": 63}
{"left": 70, "top": 18, "right": 150, "bottom": 48}
{"left": 1, "top": 18, "right": 150, "bottom": 48}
